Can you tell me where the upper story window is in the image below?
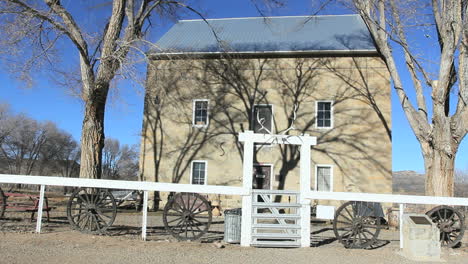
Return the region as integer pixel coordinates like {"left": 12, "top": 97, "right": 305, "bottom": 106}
{"left": 193, "top": 99, "right": 209, "bottom": 127}
{"left": 316, "top": 101, "right": 333, "bottom": 129}
{"left": 315, "top": 165, "right": 333, "bottom": 192}
{"left": 191, "top": 161, "right": 207, "bottom": 185}
{"left": 253, "top": 104, "right": 273, "bottom": 134}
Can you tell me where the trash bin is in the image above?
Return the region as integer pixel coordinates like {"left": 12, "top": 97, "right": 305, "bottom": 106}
{"left": 224, "top": 208, "right": 242, "bottom": 243}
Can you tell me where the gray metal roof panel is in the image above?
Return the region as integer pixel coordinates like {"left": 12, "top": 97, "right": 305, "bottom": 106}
{"left": 153, "top": 15, "right": 376, "bottom": 54}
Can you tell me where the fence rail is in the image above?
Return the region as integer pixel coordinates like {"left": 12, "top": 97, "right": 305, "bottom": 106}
{"left": 304, "top": 190, "right": 468, "bottom": 206}
{"left": 0, "top": 174, "right": 247, "bottom": 196}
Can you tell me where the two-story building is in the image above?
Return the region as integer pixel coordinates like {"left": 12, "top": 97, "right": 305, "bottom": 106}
{"left": 139, "top": 14, "right": 392, "bottom": 210}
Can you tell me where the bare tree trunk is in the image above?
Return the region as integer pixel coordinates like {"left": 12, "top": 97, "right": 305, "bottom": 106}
{"left": 422, "top": 138, "right": 458, "bottom": 197}
{"left": 79, "top": 84, "right": 108, "bottom": 179}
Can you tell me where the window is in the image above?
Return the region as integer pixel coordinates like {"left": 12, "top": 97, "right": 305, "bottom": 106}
{"left": 315, "top": 165, "right": 333, "bottom": 192}
{"left": 193, "top": 100, "right": 209, "bottom": 127}
{"left": 253, "top": 105, "right": 273, "bottom": 133}
{"left": 316, "top": 101, "right": 333, "bottom": 128}
{"left": 191, "top": 161, "right": 207, "bottom": 185}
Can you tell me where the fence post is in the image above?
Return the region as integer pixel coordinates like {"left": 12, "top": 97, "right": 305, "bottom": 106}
{"left": 299, "top": 142, "right": 311, "bottom": 247}
{"left": 35, "top": 184, "right": 45, "bottom": 233}
{"left": 142, "top": 191, "right": 148, "bottom": 241}
{"left": 241, "top": 132, "right": 254, "bottom": 247}
{"left": 399, "top": 203, "right": 405, "bottom": 249}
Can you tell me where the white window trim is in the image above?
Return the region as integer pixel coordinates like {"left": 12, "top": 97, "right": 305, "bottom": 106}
{"left": 315, "top": 164, "right": 333, "bottom": 192}
{"left": 315, "top": 100, "right": 334, "bottom": 129}
{"left": 253, "top": 163, "right": 274, "bottom": 190}
{"left": 192, "top": 99, "right": 209, "bottom": 128}
{"left": 252, "top": 104, "right": 274, "bottom": 134}
{"left": 190, "top": 160, "right": 208, "bottom": 185}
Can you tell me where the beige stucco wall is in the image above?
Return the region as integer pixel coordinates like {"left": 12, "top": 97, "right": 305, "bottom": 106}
{"left": 139, "top": 56, "right": 392, "bottom": 209}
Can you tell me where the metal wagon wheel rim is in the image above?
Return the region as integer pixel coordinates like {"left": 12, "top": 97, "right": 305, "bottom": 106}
{"left": 333, "top": 201, "right": 381, "bottom": 249}
{"left": 426, "top": 206, "right": 465, "bottom": 248}
{"left": 163, "top": 193, "right": 212, "bottom": 241}
{"left": 0, "top": 187, "right": 5, "bottom": 219}
{"left": 67, "top": 188, "right": 117, "bottom": 234}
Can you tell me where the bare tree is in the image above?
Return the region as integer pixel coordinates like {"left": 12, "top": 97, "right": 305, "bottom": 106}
{"left": 350, "top": 0, "right": 468, "bottom": 196}
{"left": 0, "top": 0, "right": 205, "bottom": 179}
{"left": 0, "top": 114, "right": 48, "bottom": 175}
{"left": 103, "top": 137, "right": 139, "bottom": 180}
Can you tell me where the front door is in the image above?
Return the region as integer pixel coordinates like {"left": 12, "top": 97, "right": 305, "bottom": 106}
{"left": 252, "top": 165, "right": 272, "bottom": 190}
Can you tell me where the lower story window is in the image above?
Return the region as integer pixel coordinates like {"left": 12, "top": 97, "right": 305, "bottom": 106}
{"left": 316, "top": 165, "right": 333, "bottom": 192}
{"left": 191, "top": 161, "right": 207, "bottom": 185}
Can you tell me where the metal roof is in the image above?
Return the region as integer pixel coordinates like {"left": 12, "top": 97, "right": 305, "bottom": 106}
{"left": 151, "top": 14, "right": 377, "bottom": 57}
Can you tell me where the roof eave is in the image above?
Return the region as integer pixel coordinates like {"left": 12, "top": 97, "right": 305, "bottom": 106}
{"left": 148, "top": 49, "right": 380, "bottom": 60}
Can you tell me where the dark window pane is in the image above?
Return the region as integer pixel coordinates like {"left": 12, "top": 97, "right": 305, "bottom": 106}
{"left": 317, "top": 101, "right": 332, "bottom": 128}
{"left": 253, "top": 105, "right": 273, "bottom": 133}
{"left": 192, "top": 162, "right": 206, "bottom": 185}
{"left": 194, "top": 100, "right": 209, "bottom": 125}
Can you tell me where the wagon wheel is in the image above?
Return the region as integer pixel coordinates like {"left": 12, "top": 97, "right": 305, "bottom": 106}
{"left": 333, "top": 201, "right": 381, "bottom": 249}
{"left": 163, "top": 193, "right": 212, "bottom": 241}
{"left": 67, "top": 188, "right": 117, "bottom": 234}
{"left": 0, "top": 187, "right": 5, "bottom": 219}
{"left": 426, "top": 206, "right": 465, "bottom": 248}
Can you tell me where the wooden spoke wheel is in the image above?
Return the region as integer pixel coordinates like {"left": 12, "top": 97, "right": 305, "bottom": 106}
{"left": 0, "top": 188, "right": 5, "bottom": 219}
{"left": 163, "top": 193, "right": 212, "bottom": 241}
{"left": 426, "top": 206, "right": 465, "bottom": 248}
{"left": 333, "top": 201, "right": 381, "bottom": 249}
{"left": 67, "top": 188, "right": 117, "bottom": 234}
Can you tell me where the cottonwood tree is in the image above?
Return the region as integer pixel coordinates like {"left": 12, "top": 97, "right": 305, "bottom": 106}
{"left": 0, "top": 0, "right": 203, "bottom": 179}
{"left": 102, "top": 137, "right": 139, "bottom": 180}
{"left": 350, "top": 0, "right": 468, "bottom": 196}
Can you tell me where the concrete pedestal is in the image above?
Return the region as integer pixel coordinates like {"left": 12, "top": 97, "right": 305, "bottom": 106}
{"left": 402, "top": 214, "right": 440, "bottom": 261}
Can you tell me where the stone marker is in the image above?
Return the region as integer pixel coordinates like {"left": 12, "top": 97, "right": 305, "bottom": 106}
{"left": 402, "top": 213, "right": 440, "bottom": 261}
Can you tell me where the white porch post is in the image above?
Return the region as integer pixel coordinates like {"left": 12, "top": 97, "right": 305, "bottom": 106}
{"left": 299, "top": 142, "right": 311, "bottom": 247}
{"left": 241, "top": 131, "right": 254, "bottom": 247}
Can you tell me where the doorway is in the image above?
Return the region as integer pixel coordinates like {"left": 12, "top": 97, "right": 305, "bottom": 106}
{"left": 252, "top": 164, "right": 272, "bottom": 190}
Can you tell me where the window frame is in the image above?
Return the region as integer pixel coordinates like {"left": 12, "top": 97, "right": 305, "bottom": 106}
{"left": 192, "top": 99, "right": 209, "bottom": 128}
{"left": 315, "top": 100, "right": 334, "bottom": 129}
{"left": 190, "top": 160, "right": 208, "bottom": 185}
{"left": 315, "top": 164, "right": 333, "bottom": 192}
{"left": 252, "top": 104, "right": 274, "bottom": 134}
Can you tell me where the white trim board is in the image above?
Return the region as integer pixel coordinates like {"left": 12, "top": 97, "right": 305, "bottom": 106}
{"left": 238, "top": 131, "right": 316, "bottom": 145}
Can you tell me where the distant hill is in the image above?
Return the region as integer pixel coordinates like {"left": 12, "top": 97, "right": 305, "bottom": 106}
{"left": 393, "top": 170, "right": 468, "bottom": 197}
{"left": 392, "top": 170, "right": 425, "bottom": 195}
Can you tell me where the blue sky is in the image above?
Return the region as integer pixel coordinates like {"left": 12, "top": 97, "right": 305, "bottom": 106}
{"left": 0, "top": 0, "right": 466, "bottom": 172}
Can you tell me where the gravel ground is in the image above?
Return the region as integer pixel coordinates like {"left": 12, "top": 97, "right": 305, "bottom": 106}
{"left": 0, "top": 231, "right": 467, "bottom": 264}
{"left": 0, "top": 196, "right": 467, "bottom": 264}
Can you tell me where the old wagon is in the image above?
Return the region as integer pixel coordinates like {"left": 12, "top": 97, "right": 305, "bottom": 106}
{"left": 331, "top": 201, "right": 465, "bottom": 248}
{"left": 66, "top": 188, "right": 212, "bottom": 240}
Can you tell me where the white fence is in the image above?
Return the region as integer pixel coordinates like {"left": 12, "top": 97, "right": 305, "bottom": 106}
{"left": 1, "top": 174, "right": 468, "bottom": 249}
{"left": 0, "top": 174, "right": 247, "bottom": 239}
